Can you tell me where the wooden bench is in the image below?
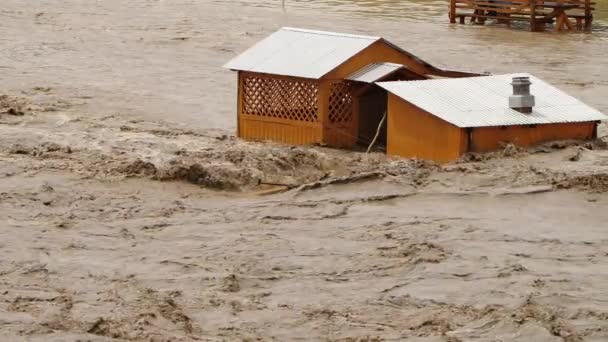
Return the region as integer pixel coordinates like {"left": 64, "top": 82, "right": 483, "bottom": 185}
{"left": 449, "top": 0, "right": 595, "bottom": 32}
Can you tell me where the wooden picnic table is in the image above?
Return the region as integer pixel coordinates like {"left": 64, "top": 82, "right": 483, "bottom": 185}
{"left": 540, "top": 2, "right": 580, "bottom": 31}
{"left": 449, "top": 0, "right": 595, "bottom": 32}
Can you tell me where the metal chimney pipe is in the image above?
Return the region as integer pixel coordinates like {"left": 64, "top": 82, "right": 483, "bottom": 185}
{"left": 509, "top": 76, "right": 535, "bottom": 114}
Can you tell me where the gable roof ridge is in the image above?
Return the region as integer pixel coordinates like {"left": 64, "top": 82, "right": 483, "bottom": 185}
{"left": 281, "top": 27, "right": 380, "bottom": 41}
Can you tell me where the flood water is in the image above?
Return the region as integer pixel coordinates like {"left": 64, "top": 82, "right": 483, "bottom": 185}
{"left": 236, "top": 0, "right": 608, "bottom": 24}
{"left": 2, "top": 0, "right": 607, "bottom": 130}
{"left": 2, "top": 1, "right": 608, "bottom": 341}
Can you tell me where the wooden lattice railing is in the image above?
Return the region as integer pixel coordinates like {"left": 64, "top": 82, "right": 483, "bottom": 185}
{"left": 328, "top": 82, "right": 354, "bottom": 125}
{"left": 242, "top": 75, "right": 319, "bottom": 123}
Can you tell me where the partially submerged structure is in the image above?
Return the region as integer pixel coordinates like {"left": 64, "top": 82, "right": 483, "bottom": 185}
{"left": 378, "top": 74, "right": 605, "bottom": 162}
{"left": 449, "top": 0, "right": 595, "bottom": 32}
{"left": 225, "top": 28, "right": 605, "bottom": 163}
{"left": 223, "top": 27, "right": 476, "bottom": 148}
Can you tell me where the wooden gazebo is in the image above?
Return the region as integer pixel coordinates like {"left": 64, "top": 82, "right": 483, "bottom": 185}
{"left": 224, "top": 27, "right": 477, "bottom": 148}
{"left": 449, "top": 0, "right": 595, "bottom": 32}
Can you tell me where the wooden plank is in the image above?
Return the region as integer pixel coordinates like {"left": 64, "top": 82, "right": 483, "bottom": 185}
{"left": 530, "top": 0, "right": 538, "bottom": 31}
{"left": 576, "top": 17, "right": 583, "bottom": 30}
{"left": 318, "top": 80, "right": 330, "bottom": 143}
{"left": 457, "top": 13, "right": 539, "bottom": 21}
{"left": 450, "top": 0, "right": 457, "bottom": 23}
{"left": 240, "top": 115, "right": 320, "bottom": 128}
{"left": 564, "top": 15, "right": 575, "bottom": 30}
{"left": 556, "top": 12, "right": 566, "bottom": 30}
{"left": 585, "top": 0, "right": 592, "bottom": 31}
{"left": 237, "top": 71, "right": 243, "bottom": 137}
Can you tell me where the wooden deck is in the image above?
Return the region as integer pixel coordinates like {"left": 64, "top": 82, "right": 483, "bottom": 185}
{"left": 449, "top": 0, "right": 595, "bottom": 32}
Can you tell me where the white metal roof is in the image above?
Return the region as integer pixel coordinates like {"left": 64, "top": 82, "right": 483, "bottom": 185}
{"left": 347, "top": 62, "right": 404, "bottom": 83}
{"left": 223, "top": 27, "right": 381, "bottom": 79}
{"left": 377, "top": 73, "right": 606, "bottom": 128}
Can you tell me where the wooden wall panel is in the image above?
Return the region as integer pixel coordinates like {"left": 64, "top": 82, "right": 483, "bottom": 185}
{"left": 386, "top": 94, "right": 467, "bottom": 163}
{"left": 239, "top": 116, "right": 322, "bottom": 145}
{"left": 471, "top": 122, "right": 597, "bottom": 152}
{"left": 323, "top": 41, "right": 432, "bottom": 79}
{"left": 323, "top": 40, "right": 475, "bottom": 80}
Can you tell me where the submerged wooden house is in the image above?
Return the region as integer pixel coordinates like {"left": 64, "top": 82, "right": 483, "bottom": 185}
{"left": 225, "top": 28, "right": 605, "bottom": 163}
{"left": 223, "top": 27, "right": 476, "bottom": 148}
{"left": 377, "top": 74, "right": 606, "bottom": 162}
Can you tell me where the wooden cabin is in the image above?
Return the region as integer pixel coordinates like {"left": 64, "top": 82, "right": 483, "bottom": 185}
{"left": 224, "top": 30, "right": 605, "bottom": 163}
{"left": 223, "top": 27, "right": 477, "bottom": 148}
{"left": 377, "top": 73, "right": 606, "bottom": 163}
{"left": 449, "top": 0, "right": 595, "bottom": 32}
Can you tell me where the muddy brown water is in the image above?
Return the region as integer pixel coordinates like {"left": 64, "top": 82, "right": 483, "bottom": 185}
{"left": 1, "top": 1, "right": 608, "bottom": 341}
{"left": 1, "top": 0, "right": 607, "bottom": 130}
{"left": 258, "top": 0, "right": 608, "bottom": 22}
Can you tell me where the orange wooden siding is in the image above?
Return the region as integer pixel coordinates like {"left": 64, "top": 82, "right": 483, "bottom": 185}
{"left": 237, "top": 67, "right": 598, "bottom": 159}
{"left": 239, "top": 115, "right": 322, "bottom": 144}
{"left": 470, "top": 122, "right": 596, "bottom": 152}
{"left": 324, "top": 41, "right": 433, "bottom": 80}
{"left": 386, "top": 94, "right": 467, "bottom": 163}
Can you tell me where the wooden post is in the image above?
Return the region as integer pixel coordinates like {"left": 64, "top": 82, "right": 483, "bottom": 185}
{"left": 450, "top": 0, "right": 456, "bottom": 23}
{"left": 563, "top": 13, "right": 574, "bottom": 31}
{"left": 530, "top": 0, "right": 538, "bottom": 32}
{"left": 318, "top": 80, "right": 330, "bottom": 144}
{"left": 237, "top": 72, "right": 243, "bottom": 137}
{"left": 584, "top": 0, "right": 592, "bottom": 32}
{"left": 556, "top": 11, "right": 565, "bottom": 31}
{"left": 351, "top": 89, "right": 360, "bottom": 148}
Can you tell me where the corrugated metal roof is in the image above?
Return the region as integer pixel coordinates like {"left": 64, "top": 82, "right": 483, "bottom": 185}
{"left": 347, "top": 62, "right": 404, "bottom": 83}
{"left": 223, "top": 27, "right": 380, "bottom": 79}
{"left": 377, "top": 73, "right": 606, "bottom": 128}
